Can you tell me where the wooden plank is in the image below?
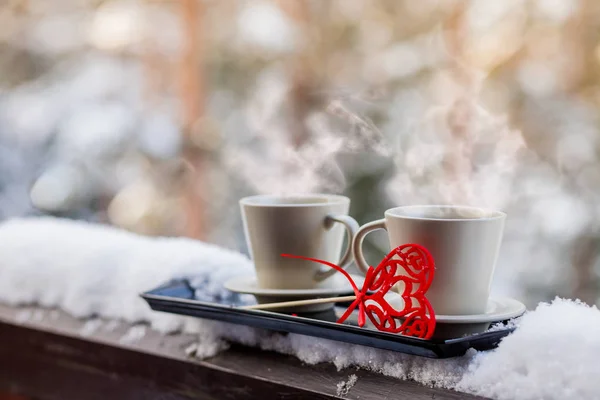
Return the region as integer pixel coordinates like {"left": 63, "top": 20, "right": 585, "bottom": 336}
{"left": 0, "top": 395, "right": 30, "bottom": 400}
{"left": 0, "top": 305, "right": 487, "bottom": 400}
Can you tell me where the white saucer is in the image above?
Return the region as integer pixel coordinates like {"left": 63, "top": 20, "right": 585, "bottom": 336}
{"left": 346, "top": 297, "right": 526, "bottom": 339}
{"left": 434, "top": 297, "right": 526, "bottom": 324}
{"left": 224, "top": 274, "right": 365, "bottom": 313}
{"left": 431, "top": 297, "right": 526, "bottom": 339}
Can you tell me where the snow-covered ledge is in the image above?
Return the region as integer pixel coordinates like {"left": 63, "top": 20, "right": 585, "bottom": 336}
{"left": 0, "top": 303, "right": 478, "bottom": 400}
{"left": 0, "top": 218, "right": 599, "bottom": 400}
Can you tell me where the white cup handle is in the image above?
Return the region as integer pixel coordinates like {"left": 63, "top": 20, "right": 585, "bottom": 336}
{"left": 352, "top": 219, "right": 387, "bottom": 275}
{"left": 314, "top": 214, "right": 359, "bottom": 281}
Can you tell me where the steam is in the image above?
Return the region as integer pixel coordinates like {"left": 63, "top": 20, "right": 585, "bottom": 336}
{"left": 386, "top": 72, "right": 525, "bottom": 208}
{"left": 226, "top": 139, "right": 345, "bottom": 195}
{"left": 224, "top": 72, "right": 389, "bottom": 195}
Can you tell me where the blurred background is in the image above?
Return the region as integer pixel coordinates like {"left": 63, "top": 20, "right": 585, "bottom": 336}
{"left": 0, "top": 0, "right": 599, "bottom": 309}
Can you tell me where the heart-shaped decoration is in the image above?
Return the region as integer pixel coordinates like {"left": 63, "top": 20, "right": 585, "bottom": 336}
{"left": 281, "top": 243, "right": 436, "bottom": 339}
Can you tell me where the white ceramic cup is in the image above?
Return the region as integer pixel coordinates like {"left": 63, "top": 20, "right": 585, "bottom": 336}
{"left": 352, "top": 205, "right": 506, "bottom": 315}
{"left": 240, "top": 194, "right": 359, "bottom": 290}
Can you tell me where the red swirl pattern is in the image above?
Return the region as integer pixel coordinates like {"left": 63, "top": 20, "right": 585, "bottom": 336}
{"left": 281, "top": 243, "right": 436, "bottom": 339}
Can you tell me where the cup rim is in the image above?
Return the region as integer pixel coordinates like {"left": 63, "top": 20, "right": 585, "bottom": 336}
{"left": 240, "top": 194, "right": 350, "bottom": 207}
{"left": 385, "top": 205, "right": 506, "bottom": 221}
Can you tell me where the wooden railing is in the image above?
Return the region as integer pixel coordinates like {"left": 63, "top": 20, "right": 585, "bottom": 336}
{"left": 0, "top": 304, "right": 486, "bottom": 400}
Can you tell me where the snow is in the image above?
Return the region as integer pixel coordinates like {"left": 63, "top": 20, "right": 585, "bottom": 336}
{"left": 15, "top": 309, "right": 33, "bottom": 324}
{"left": 119, "top": 325, "right": 147, "bottom": 344}
{"left": 0, "top": 217, "right": 254, "bottom": 333}
{"left": 336, "top": 374, "right": 358, "bottom": 397}
{"left": 0, "top": 217, "right": 599, "bottom": 400}
{"left": 457, "top": 299, "right": 600, "bottom": 400}
{"left": 80, "top": 318, "right": 103, "bottom": 337}
{"left": 103, "top": 319, "right": 120, "bottom": 332}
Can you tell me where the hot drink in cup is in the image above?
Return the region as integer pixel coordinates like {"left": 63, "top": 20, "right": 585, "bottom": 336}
{"left": 240, "top": 194, "right": 359, "bottom": 290}
{"left": 352, "top": 205, "right": 506, "bottom": 315}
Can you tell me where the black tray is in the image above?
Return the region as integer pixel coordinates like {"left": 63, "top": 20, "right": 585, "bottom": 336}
{"left": 141, "top": 279, "right": 515, "bottom": 359}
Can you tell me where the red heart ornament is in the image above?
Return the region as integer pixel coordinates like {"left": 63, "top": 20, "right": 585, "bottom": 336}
{"left": 281, "top": 243, "right": 436, "bottom": 339}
